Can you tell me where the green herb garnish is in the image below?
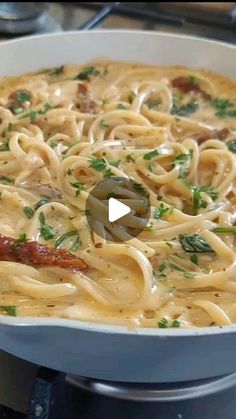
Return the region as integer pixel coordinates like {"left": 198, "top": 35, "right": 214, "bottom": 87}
{"left": 70, "top": 182, "right": 85, "bottom": 197}
{"left": 130, "top": 180, "right": 149, "bottom": 198}
{"left": 171, "top": 100, "right": 199, "bottom": 117}
{"left": 49, "top": 140, "right": 58, "bottom": 149}
{"left": 99, "top": 120, "right": 109, "bottom": 129}
{"left": 109, "top": 159, "right": 120, "bottom": 168}
{"left": 89, "top": 156, "right": 107, "bottom": 172}
{"left": 23, "top": 206, "right": 35, "bottom": 219}
{"left": 125, "top": 154, "right": 135, "bottom": 163}
{"left": 143, "top": 149, "right": 159, "bottom": 160}
{"left": 20, "top": 103, "right": 53, "bottom": 123}
{"left": 212, "top": 227, "right": 236, "bottom": 233}
{"left": 70, "top": 234, "right": 81, "bottom": 251}
{"left": 184, "top": 272, "right": 195, "bottom": 279}
{"left": 128, "top": 91, "right": 136, "bottom": 104}
{"left": 159, "top": 263, "right": 166, "bottom": 272}
{"left": 103, "top": 168, "right": 113, "bottom": 178}
{"left": 170, "top": 263, "right": 185, "bottom": 272}
{"left": 117, "top": 104, "right": 126, "bottom": 110}
{"left": 34, "top": 199, "right": 50, "bottom": 211}
{"left": 158, "top": 317, "right": 181, "bottom": 328}
{"left": 1, "top": 306, "right": 16, "bottom": 316}
{"left": 171, "top": 320, "right": 181, "bottom": 328}
{"left": 211, "top": 98, "right": 236, "bottom": 118}
{"left": 55, "top": 230, "right": 78, "bottom": 249}
{"left": 0, "top": 140, "right": 10, "bottom": 152}
{"left": 67, "top": 168, "right": 72, "bottom": 176}
{"left": 0, "top": 176, "right": 14, "bottom": 184}
{"left": 190, "top": 254, "right": 198, "bottom": 265}
{"left": 39, "top": 212, "right": 57, "bottom": 241}
{"left": 227, "top": 139, "right": 236, "bottom": 153}
{"left": 16, "top": 90, "right": 32, "bottom": 103}
{"left": 192, "top": 185, "right": 218, "bottom": 209}
{"left": 174, "top": 153, "right": 191, "bottom": 165}
{"left": 75, "top": 66, "right": 100, "bottom": 80}
{"left": 48, "top": 66, "right": 64, "bottom": 76}
{"left": 158, "top": 317, "right": 169, "bottom": 328}
{"left": 179, "top": 234, "right": 214, "bottom": 253}
{"left": 154, "top": 203, "right": 169, "bottom": 220}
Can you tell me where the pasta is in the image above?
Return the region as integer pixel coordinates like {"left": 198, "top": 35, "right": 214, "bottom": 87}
{"left": 1, "top": 61, "right": 236, "bottom": 329}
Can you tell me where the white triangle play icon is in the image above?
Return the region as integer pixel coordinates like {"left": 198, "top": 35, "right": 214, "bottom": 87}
{"left": 108, "top": 198, "right": 131, "bottom": 223}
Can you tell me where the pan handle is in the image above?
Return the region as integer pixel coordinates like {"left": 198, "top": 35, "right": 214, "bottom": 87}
{"left": 66, "top": 372, "right": 236, "bottom": 402}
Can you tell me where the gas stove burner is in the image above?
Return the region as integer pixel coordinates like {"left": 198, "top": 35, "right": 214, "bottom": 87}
{"left": 0, "top": 2, "right": 48, "bottom": 34}
{"left": 66, "top": 372, "right": 236, "bottom": 402}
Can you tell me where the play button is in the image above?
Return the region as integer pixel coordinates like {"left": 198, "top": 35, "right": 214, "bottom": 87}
{"left": 108, "top": 198, "right": 131, "bottom": 222}
{"left": 85, "top": 177, "right": 150, "bottom": 242}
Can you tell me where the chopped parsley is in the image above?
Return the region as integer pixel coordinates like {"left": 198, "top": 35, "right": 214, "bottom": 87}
{"left": 20, "top": 103, "right": 53, "bottom": 123}
{"left": 117, "top": 103, "right": 126, "bottom": 110}
{"left": 184, "top": 272, "right": 195, "bottom": 279}
{"left": 70, "top": 234, "right": 82, "bottom": 251}
{"left": 158, "top": 317, "right": 181, "bottom": 328}
{"left": 143, "top": 149, "right": 159, "bottom": 160}
{"left": 154, "top": 203, "right": 169, "bottom": 220}
{"left": 23, "top": 206, "right": 35, "bottom": 219}
{"left": 1, "top": 306, "right": 16, "bottom": 316}
{"left": 0, "top": 176, "right": 14, "bottom": 184}
{"left": 190, "top": 254, "right": 198, "bottom": 265}
{"left": 188, "top": 75, "right": 197, "bottom": 84}
{"left": 15, "top": 90, "right": 32, "bottom": 103}
{"left": 89, "top": 156, "right": 107, "bottom": 172}
{"left": 34, "top": 199, "right": 50, "bottom": 211}
{"left": 174, "top": 153, "right": 191, "bottom": 165}
{"left": 48, "top": 65, "right": 64, "bottom": 76}
{"left": 39, "top": 212, "right": 57, "bottom": 241}
{"left": 179, "top": 234, "right": 214, "bottom": 253}
{"left": 18, "top": 233, "right": 27, "bottom": 242}
{"left": 109, "top": 159, "right": 120, "bottom": 168}
{"left": 0, "top": 140, "right": 10, "bottom": 152}
{"left": 49, "top": 140, "right": 58, "bottom": 149}
{"left": 67, "top": 168, "right": 73, "bottom": 176}
{"left": 70, "top": 181, "right": 85, "bottom": 197}
{"left": 55, "top": 230, "right": 78, "bottom": 249}
{"left": 75, "top": 66, "right": 100, "bottom": 80}
{"left": 99, "top": 120, "right": 109, "bottom": 129}
{"left": 159, "top": 263, "right": 166, "bottom": 272}
{"left": 11, "top": 233, "right": 27, "bottom": 251}
{"left": 128, "top": 91, "right": 136, "bottom": 104}
{"left": 170, "top": 263, "right": 185, "bottom": 272}
{"left": 212, "top": 226, "right": 236, "bottom": 233}
{"left": 103, "top": 168, "right": 113, "bottom": 178}
{"left": 192, "top": 185, "right": 218, "bottom": 209}
{"left": 171, "top": 100, "right": 199, "bottom": 117}
{"left": 173, "top": 152, "right": 192, "bottom": 179}
{"left": 227, "top": 139, "right": 236, "bottom": 153}
{"left": 211, "top": 98, "right": 236, "bottom": 118}
{"left": 125, "top": 154, "right": 135, "bottom": 163}
{"left": 130, "top": 180, "right": 149, "bottom": 198}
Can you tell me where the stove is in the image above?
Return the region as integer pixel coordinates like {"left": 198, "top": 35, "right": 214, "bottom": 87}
{"left": 1, "top": 2, "right": 236, "bottom": 418}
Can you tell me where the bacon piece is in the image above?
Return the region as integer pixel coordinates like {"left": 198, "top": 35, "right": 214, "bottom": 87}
{"left": 7, "top": 89, "right": 32, "bottom": 111}
{"left": 0, "top": 235, "right": 87, "bottom": 271}
{"left": 193, "top": 128, "right": 230, "bottom": 144}
{"left": 171, "top": 77, "right": 212, "bottom": 100}
{"left": 76, "top": 83, "right": 100, "bottom": 114}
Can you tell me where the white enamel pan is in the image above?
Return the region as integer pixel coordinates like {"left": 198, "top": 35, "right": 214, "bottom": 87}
{"left": 1, "top": 30, "right": 236, "bottom": 383}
